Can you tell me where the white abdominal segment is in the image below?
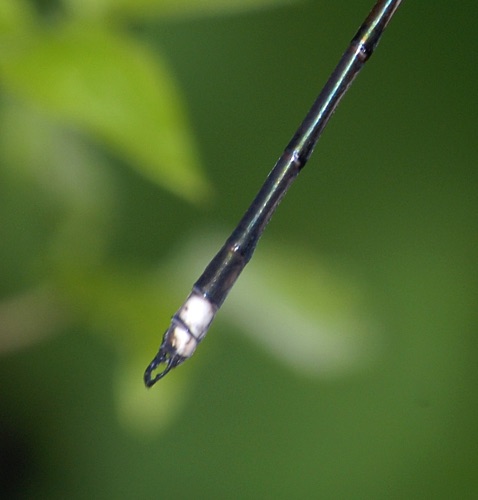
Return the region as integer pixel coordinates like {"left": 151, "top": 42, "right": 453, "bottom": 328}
{"left": 172, "top": 293, "right": 216, "bottom": 358}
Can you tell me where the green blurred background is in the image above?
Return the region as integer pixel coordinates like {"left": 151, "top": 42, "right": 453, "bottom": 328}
{"left": 1, "top": 0, "right": 477, "bottom": 498}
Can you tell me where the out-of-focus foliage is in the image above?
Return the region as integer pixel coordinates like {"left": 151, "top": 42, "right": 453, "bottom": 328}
{"left": 0, "top": 0, "right": 302, "bottom": 427}
{"left": 0, "top": 0, "right": 210, "bottom": 203}
{"left": 1, "top": 0, "right": 477, "bottom": 498}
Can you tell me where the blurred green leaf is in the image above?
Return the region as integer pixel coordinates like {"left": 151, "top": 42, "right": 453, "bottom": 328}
{"left": 232, "top": 243, "right": 381, "bottom": 377}
{"left": 171, "top": 232, "right": 381, "bottom": 378}
{"left": 0, "top": 23, "right": 211, "bottom": 202}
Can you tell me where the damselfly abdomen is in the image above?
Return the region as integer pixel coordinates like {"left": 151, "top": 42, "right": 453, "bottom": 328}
{"left": 144, "top": 0, "right": 403, "bottom": 387}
